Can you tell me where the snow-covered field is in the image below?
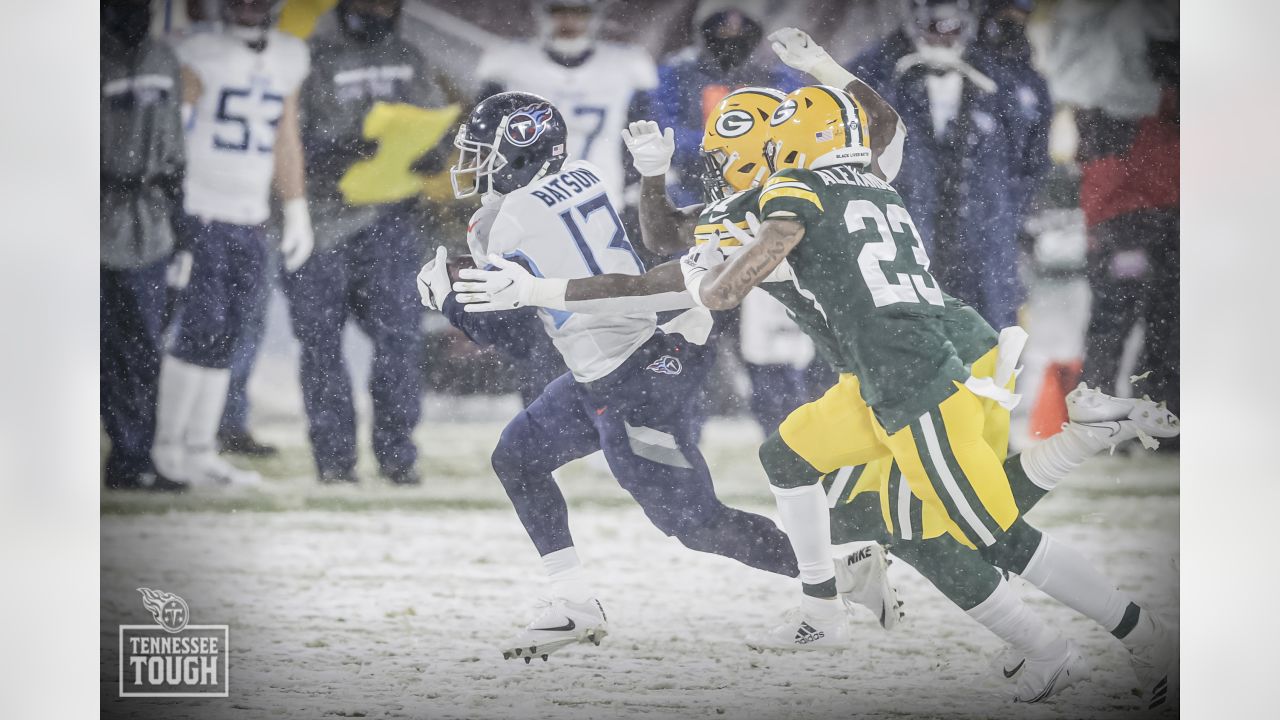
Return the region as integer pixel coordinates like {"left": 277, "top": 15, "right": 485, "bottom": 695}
{"left": 101, "top": 412, "right": 1178, "bottom": 720}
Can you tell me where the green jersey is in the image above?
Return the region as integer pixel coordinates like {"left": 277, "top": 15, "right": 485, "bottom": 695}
{"left": 693, "top": 182, "right": 999, "bottom": 432}
{"left": 694, "top": 188, "right": 850, "bottom": 373}
{"left": 755, "top": 165, "right": 972, "bottom": 433}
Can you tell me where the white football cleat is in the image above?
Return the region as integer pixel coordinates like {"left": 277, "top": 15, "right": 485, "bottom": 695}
{"left": 502, "top": 597, "right": 608, "bottom": 663}
{"left": 1013, "top": 640, "right": 1091, "bottom": 703}
{"left": 185, "top": 453, "right": 262, "bottom": 486}
{"left": 833, "top": 543, "right": 903, "bottom": 630}
{"left": 1127, "top": 612, "right": 1178, "bottom": 711}
{"left": 1066, "top": 382, "right": 1180, "bottom": 449}
{"left": 746, "top": 607, "right": 851, "bottom": 652}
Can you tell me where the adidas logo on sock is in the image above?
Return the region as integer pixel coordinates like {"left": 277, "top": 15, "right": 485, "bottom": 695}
{"left": 794, "top": 621, "right": 826, "bottom": 644}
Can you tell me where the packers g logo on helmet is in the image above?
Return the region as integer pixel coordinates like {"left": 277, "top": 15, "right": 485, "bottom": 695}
{"left": 764, "top": 85, "right": 873, "bottom": 172}
{"left": 700, "top": 86, "right": 786, "bottom": 202}
{"left": 714, "top": 109, "right": 755, "bottom": 138}
{"left": 770, "top": 99, "right": 798, "bottom": 126}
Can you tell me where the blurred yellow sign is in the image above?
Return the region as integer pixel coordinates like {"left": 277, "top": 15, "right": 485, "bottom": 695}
{"left": 338, "top": 102, "right": 461, "bottom": 206}
{"left": 278, "top": 0, "right": 336, "bottom": 39}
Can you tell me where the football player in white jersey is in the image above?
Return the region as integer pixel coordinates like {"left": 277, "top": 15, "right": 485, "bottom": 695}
{"left": 417, "top": 91, "right": 812, "bottom": 663}
{"left": 152, "top": 0, "right": 312, "bottom": 487}
{"left": 475, "top": 0, "right": 657, "bottom": 210}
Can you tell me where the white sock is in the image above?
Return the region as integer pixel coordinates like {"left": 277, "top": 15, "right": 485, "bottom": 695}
{"left": 542, "top": 547, "right": 592, "bottom": 604}
{"left": 186, "top": 364, "right": 231, "bottom": 461}
{"left": 151, "top": 356, "right": 206, "bottom": 480}
{"left": 770, "top": 483, "right": 836, "bottom": 591}
{"left": 1020, "top": 423, "right": 1110, "bottom": 491}
{"left": 800, "top": 594, "right": 842, "bottom": 621}
{"left": 1020, "top": 533, "right": 1135, "bottom": 636}
{"left": 967, "top": 578, "right": 1066, "bottom": 662}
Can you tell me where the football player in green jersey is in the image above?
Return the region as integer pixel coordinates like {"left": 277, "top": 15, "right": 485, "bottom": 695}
{"left": 451, "top": 30, "right": 1179, "bottom": 707}
{"left": 682, "top": 71, "right": 1176, "bottom": 706}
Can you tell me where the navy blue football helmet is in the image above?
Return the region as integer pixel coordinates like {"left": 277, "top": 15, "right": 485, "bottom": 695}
{"left": 451, "top": 91, "right": 568, "bottom": 198}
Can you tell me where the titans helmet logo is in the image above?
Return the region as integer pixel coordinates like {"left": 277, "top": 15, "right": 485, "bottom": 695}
{"left": 505, "top": 104, "right": 554, "bottom": 147}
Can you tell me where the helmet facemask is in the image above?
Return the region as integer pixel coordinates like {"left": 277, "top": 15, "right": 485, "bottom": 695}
{"left": 450, "top": 122, "right": 510, "bottom": 199}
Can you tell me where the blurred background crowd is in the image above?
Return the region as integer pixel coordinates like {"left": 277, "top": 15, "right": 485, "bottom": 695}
{"left": 101, "top": 0, "right": 1179, "bottom": 490}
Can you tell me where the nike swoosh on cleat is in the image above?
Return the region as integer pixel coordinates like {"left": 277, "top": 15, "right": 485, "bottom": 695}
{"left": 1025, "top": 661, "right": 1066, "bottom": 703}
{"left": 1003, "top": 659, "right": 1026, "bottom": 679}
{"left": 531, "top": 619, "right": 575, "bottom": 632}
{"left": 1078, "top": 421, "right": 1124, "bottom": 437}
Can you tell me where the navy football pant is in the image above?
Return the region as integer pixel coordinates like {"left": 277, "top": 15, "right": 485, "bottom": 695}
{"left": 100, "top": 259, "right": 169, "bottom": 485}
{"left": 220, "top": 250, "right": 272, "bottom": 435}
{"left": 169, "top": 217, "right": 266, "bottom": 370}
{"left": 281, "top": 208, "right": 424, "bottom": 477}
{"left": 491, "top": 332, "right": 799, "bottom": 577}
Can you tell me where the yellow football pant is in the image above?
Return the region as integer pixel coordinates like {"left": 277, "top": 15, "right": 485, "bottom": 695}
{"left": 781, "top": 348, "right": 1018, "bottom": 548}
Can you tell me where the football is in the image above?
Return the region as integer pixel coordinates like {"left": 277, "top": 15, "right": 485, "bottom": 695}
{"left": 447, "top": 254, "right": 477, "bottom": 285}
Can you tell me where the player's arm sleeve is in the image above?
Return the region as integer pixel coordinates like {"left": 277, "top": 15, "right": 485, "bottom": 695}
{"left": 561, "top": 261, "right": 695, "bottom": 314}
{"left": 439, "top": 293, "right": 542, "bottom": 358}
{"left": 757, "top": 171, "right": 825, "bottom": 226}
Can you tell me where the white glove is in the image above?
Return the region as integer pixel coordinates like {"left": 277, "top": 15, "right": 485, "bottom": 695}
{"left": 452, "top": 254, "right": 567, "bottom": 313}
{"left": 416, "top": 246, "right": 451, "bottom": 310}
{"left": 680, "top": 238, "right": 727, "bottom": 308}
{"left": 621, "top": 120, "right": 675, "bottom": 178}
{"left": 769, "top": 28, "right": 855, "bottom": 88}
{"left": 281, "top": 197, "right": 314, "bottom": 272}
{"left": 718, "top": 211, "right": 762, "bottom": 247}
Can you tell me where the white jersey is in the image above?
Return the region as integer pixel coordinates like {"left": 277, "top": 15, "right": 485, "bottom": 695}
{"left": 468, "top": 160, "right": 655, "bottom": 383}
{"left": 176, "top": 29, "right": 309, "bottom": 225}
{"left": 477, "top": 42, "right": 657, "bottom": 204}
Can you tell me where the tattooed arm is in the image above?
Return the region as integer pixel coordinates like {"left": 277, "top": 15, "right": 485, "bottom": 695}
{"left": 694, "top": 219, "right": 805, "bottom": 310}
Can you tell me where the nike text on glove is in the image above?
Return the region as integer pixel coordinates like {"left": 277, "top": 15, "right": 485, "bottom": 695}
{"left": 768, "top": 27, "right": 855, "bottom": 88}
{"left": 281, "top": 197, "right": 314, "bottom": 272}
{"left": 417, "top": 245, "right": 452, "bottom": 310}
{"left": 680, "top": 238, "right": 727, "bottom": 308}
{"left": 452, "top": 254, "right": 568, "bottom": 313}
{"left": 621, "top": 120, "right": 676, "bottom": 178}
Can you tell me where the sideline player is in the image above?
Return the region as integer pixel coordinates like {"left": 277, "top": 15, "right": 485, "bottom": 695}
{"left": 153, "top": 0, "right": 313, "bottom": 486}
{"left": 475, "top": 0, "right": 656, "bottom": 213}
{"left": 418, "top": 91, "right": 827, "bottom": 663}
{"left": 453, "top": 31, "right": 1180, "bottom": 706}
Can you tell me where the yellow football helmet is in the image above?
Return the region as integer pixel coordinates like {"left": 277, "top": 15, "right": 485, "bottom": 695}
{"left": 764, "top": 85, "right": 872, "bottom": 172}
{"left": 699, "top": 86, "right": 785, "bottom": 202}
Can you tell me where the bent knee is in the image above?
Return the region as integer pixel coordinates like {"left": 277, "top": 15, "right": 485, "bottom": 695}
{"left": 759, "top": 432, "right": 823, "bottom": 489}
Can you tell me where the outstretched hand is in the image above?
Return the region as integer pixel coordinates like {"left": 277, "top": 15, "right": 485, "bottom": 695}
{"left": 621, "top": 120, "right": 676, "bottom": 178}
{"left": 452, "top": 254, "right": 537, "bottom": 313}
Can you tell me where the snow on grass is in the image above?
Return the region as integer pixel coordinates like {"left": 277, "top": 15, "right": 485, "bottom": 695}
{"left": 101, "top": 418, "right": 1177, "bottom": 719}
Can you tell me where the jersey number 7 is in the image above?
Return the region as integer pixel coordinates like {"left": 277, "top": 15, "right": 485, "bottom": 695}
{"left": 846, "top": 200, "right": 945, "bottom": 308}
